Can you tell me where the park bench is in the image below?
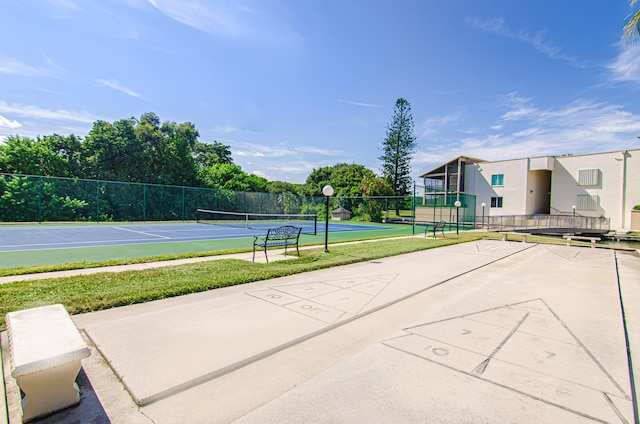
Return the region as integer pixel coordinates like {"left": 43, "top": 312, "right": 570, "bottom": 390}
{"left": 564, "top": 235, "right": 599, "bottom": 248}
{"left": 424, "top": 221, "right": 446, "bottom": 239}
{"left": 500, "top": 232, "right": 531, "bottom": 243}
{"left": 6, "top": 304, "right": 91, "bottom": 422}
{"left": 253, "top": 225, "right": 302, "bottom": 263}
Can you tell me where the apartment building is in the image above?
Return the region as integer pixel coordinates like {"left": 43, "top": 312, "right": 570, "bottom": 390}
{"left": 419, "top": 148, "right": 640, "bottom": 230}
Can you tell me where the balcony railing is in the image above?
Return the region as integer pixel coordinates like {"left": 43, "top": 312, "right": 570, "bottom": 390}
{"left": 478, "top": 214, "right": 610, "bottom": 232}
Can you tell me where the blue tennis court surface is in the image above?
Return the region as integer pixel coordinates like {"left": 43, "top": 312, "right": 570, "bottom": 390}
{"left": 0, "top": 222, "right": 391, "bottom": 252}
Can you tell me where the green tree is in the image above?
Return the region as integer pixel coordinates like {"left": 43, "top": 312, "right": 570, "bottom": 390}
{"left": 267, "top": 180, "right": 302, "bottom": 194}
{"left": 42, "top": 134, "right": 85, "bottom": 177}
{"left": 331, "top": 163, "right": 376, "bottom": 196}
{"left": 193, "top": 141, "right": 233, "bottom": 167}
{"left": 302, "top": 163, "right": 375, "bottom": 196}
{"left": 84, "top": 113, "right": 200, "bottom": 186}
{"left": 156, "top": 119, "right": 199, "bottom": 186}
{"left": 84, "top": 118, "right": 142, "bottom": 182}
{"left": 0, "top": 135, "right": 84, "bottom": 177}
{"left": 302, "top": 165, "right": 334, "bottom": 196}
{"left": 624, "top": 0, "right": 640, "bottom": 44}
{"left": 379, "top": 98, "right": 417, "bottom": 204}
{"left": 199, "top": 163, "right": 268, "bottom": 192}
{"left": 359, "top": 175, "right": 394, "bottom": 222}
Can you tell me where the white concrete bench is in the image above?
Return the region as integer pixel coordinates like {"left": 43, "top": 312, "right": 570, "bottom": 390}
{"left": 500, "top": 232, "right": 531, "bottom": 243}
{"left": 564, "top": 235, "right": 599, "bottom": 248}
{"left": 6, "top": 304, "right": 90, "bottom": 422}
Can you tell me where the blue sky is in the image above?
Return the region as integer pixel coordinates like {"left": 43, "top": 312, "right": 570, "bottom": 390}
{"left": 1, "top": 1, "right": 640, "bottom": 184}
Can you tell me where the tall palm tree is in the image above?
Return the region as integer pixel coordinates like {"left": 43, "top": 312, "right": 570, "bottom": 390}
{"left": 623, "top": 0, "right": 640, "bottom": 44}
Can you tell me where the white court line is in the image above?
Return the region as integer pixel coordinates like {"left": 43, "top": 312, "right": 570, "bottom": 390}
{"left": 113, "top": 227, "right": 171, "bottom": 239}
{"left": 2, "top": 237, "right": 172, "bottom": 249}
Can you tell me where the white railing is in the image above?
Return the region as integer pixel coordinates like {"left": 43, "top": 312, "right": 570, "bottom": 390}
{"left": 478, "top": 214, "right": 610, "bottom": 232}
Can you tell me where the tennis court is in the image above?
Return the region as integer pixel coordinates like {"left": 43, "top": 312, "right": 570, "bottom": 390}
{"left": 0, "top": 220, "right": 393, "bottom": 253}
{"left": 0, "top": 220, "right": 415, "bottom": 270}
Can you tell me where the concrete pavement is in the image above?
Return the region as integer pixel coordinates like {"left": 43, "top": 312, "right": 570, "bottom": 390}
{"left": 2, "top": 240, "right": 638, "bottom": 423}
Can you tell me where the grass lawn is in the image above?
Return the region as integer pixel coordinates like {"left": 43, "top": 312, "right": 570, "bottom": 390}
{"left": 0, "top": 231, "right": 599, "bottom": 331}
{"left": 0, "top": 234, "right": 483, "bottom": 330}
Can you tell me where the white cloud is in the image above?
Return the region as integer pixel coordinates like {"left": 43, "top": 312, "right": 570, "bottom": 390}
{"left": 148, "top": 0, "right": 245, "bottom": 36}
{"left": 211, "top": 125, "right": 250, "bottom": 135}
{"left": 295, "top": 146, "right": 344, "bottom": 156}
{"left": 228, "top": 139, "right": 345, "bottom": 160}
{"left": 38, "top": 0, "right": 81, "bottom": 18}
{"left": 231, "top": 141, "right": 291, "bottom": 159}
{"left": 413, "top": 95, "right": 640, "bottom": 172}
{"left": 96, "top": 79, "right": 143, "bottom": 98}
{"left": 496, "top": 92, "right": 539, "bottom": 121}
{"left": 0, "top": 115, "right": 22, "bottom": 129}
{"left": 0, "top": 56, "right": 65, "bottom": 78}
{"left": 0, "top": 101, "right": 98, "bottom": 123}
{"left": 466, "top": 17, "right": 586, "bottom": 69}
{"left": 607, "top": 46, "right": 640, "bottom": 83}
{"left": 334, "top": 99, "right": 382, "bottom": 108}
{"left": 147, "top": 0, "right": 299, "bottom": 45}
{"left": 419, "top": 112, "right": 465, "bottom": 138}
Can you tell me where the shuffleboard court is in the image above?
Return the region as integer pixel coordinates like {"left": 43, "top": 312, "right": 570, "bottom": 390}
{"left": 0, "top": 221, "right": 394, "bottom": 253}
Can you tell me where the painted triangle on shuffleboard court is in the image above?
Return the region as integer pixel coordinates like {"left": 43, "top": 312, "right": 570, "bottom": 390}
{"left": 383, "top": 298, "right": 633, "bottom": 423}
{"left": 246, "top": 274, "right": 398, "bottom": 323}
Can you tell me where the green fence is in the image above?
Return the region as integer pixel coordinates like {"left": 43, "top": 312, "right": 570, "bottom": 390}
{"left": 414, "top": 187, "right": 476, "bottom": 230}
{"left": 0, "top": 175, "right": 476, "bottom": 232}
{"left": 0, "top": 174, "right": 328, "bottom": 223}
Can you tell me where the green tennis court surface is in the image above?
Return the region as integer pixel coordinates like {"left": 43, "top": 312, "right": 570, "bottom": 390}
{"left": 0, "top": 221, "right": 414, "bottom": 268}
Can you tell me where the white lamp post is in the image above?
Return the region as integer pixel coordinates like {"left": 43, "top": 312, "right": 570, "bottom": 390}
{"left": 454, "top": 200, "right": 462, "bottom": 235}
{"left": 322, "top": 185, "right": 334, "bottom": 252}
{"left": 481, "top": 202, "right": 486, "bottom": 230}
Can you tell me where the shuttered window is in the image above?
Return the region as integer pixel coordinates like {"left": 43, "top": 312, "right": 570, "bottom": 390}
{"left": 576, "top": 194, "right": 599, "bottom": 211}
{"left": 578, "top": 169, "right": 599, "bottom": 186}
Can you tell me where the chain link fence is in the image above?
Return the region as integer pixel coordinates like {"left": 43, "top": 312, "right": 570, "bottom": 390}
{"left": 0, "top": 174, "right": 327, "bottom": 223}
{"left": 0, "top": 175, "right": 477, "bottom": 233}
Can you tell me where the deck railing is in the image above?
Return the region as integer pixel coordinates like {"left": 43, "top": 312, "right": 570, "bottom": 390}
{"left": 478, "top": 214, "right": 610, "bottom": 232}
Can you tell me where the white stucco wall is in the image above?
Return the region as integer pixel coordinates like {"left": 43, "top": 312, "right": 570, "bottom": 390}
{"left": 553, "top": 149, "right": 640, "bottom": 230}
{"left": 460, "top": 148, "right": 640, "bottom": 230}
{"left": 466, "top": 159, "right": 529, "bottom": 216}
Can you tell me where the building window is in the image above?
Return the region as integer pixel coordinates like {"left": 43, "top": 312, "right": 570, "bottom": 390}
{"left": 578, "top": 169, "right": 600, "bottom": 186}
{"left": 491, "top": 197, "right": 503, "bottom": 208}
{"left": 576, "top": 194, "right": 599, "bottom": 211}
{"left": 491, "top": 174, "right": 504, "bottom": 186}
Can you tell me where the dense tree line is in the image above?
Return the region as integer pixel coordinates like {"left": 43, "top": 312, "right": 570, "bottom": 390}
{"left": 0, "top": 112, "right": 399, "bottom": 197}
{"left": 0, "top": 112, "right": 243, "bottom": 189}
{"left": 0, "top": 108, "right": 412, "bottom": 222}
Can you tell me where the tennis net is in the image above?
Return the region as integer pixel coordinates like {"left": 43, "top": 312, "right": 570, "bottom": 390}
{"left": 196, "top": 209, "right": 318, "bottom": 235}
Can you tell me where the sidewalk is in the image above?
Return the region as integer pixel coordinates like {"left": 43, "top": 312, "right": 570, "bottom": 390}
{"left": 2, "top": 240, "right": 638, "bottom": 423}
{"left": 0, "top": 235, "right": 422, "bottom": 284}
